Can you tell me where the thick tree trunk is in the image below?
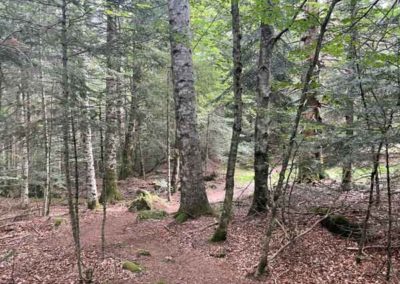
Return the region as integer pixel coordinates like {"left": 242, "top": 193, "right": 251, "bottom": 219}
{"left": 101, "top": 0, "right": 121, "bottom": 203}
{"left": 168, "top": 0, "right": 211, "bottom": 218}
{"left": 249, "top": 21, "right": 274, "bottom": 216}
{"left": 211, "top": 0, "right": 243, "bottom": 242}
{"left": 82, "top": 94, "right": 98, "bottom": 209}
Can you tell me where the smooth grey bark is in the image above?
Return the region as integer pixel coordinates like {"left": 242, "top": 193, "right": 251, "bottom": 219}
{"left": 249, "top": 20, "right": 274, "bottom": 216}
{"left": 256, "top": 0, "right": 339, "bottom": 276}
{"left": 82, "top": 94, "right": 98, "bottom": 209}
{"left": 101, "top": 0, "right": 121, "bottom": 203}
{"left": 168, "top": 0, "right": 211, "bottom": 217}
{"left": 211, "top": 0, "right": 243, "bottom": 242}
{"left": 19, "top": 73, "right": 29, "bottom": 208}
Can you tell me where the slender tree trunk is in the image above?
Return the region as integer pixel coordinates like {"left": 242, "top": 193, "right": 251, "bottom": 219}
{"left": 256, "top": 1, "right": 339, "bottom": 276}
{"left": 211, "top": 0, "right": 243, "bottom": 242}
{"left": 39, "top": 32, "right": 51, "bottom": 216}
{"left": 166, "top": 70, "right": 172, "bottom": 201}
{"left": 204, "top": 113, "right": 211, "bottom": 174}
{"left": 60, "top": 0, "right": 83, "bottom": 279}
{"left": 171, "top": 145, "right": 180, "bottom": 192}
{"left": 249, "top": 18, "right": 274, "bottom": 216}
{"left": 137, "top": 128, "right": 146, "bottom": 180}
{"left": 119, "top": 69, "right": 139, "bottom": 180}
{"left": 19, "top": 70, "right": 29, "bottom": 208}
{"left": 82, "top": 94, "right": 98, "bottom": 209}
{"left": 341, "top": 0, "right": 357, "bottom": 191}
{"left": 385, "top": 142, "right": 392, "bottom": 280}
{"left": 101, "top": 0, "right": 121, "bottom": 203}
{"left": 168, "top": 0, "right": 211, "bottom": 218}
{"left": 297, "top": 0, "right": 324, "bottom": 183}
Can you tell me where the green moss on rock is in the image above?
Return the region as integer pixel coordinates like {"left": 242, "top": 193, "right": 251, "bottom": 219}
{"left": 137, "top": 210, "right": 167, "bottom": 220}
{"left": 122, "top": 261, "right": 142, "bottom": 273}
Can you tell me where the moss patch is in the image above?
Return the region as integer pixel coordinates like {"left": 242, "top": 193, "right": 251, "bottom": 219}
{"left": 174, "top": 212, "right": 189, "bottom": 223}
{"left": 54, "top": 218, "right": 65, "bottom": 228}
{"left": 136, "top": 249, "right": 151, "bottom": 257}
{"left": 122, "top": 261, "right": 142, "bottom": 273}
{"left": 210, "top": 228, "right": 227, "bottom": 242}
{"left": 137, "top": 210, "right": 167, "bottom": 220}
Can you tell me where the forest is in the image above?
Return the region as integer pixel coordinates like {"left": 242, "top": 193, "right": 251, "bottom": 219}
{"left": 0, "top": 0, "right": 400, "bottom": 283}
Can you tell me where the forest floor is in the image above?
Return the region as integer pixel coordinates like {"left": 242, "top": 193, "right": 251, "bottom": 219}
{"left": 1, "top": 166, "right": 400, "bottom": 283}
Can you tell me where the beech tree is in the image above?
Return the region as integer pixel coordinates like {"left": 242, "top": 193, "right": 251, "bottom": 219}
{"left": 168, "top": 0, "right": 211, "bottom": 219}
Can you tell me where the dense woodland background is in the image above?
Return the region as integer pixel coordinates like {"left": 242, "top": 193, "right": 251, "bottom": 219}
{"left": 1, "top": 0, "right": 400, "bottom": 283}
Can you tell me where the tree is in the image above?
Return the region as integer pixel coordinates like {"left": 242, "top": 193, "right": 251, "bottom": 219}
{"left": 102, "top": 0, "right": 121, "bottom": 203}
{"left": 211, "top": 0, "right": 243, "bottom": 242}
{"left": 168, "top": 0, "right": 211, "bottom": 219}
{"left": 249, "top": 3, "right": 275, "bottom": 216}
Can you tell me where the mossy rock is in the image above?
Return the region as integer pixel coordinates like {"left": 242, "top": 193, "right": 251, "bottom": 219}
{"left": 210, "top": 228, "right": 227, "bottom": 243}
{"left": 137, "top": 210, "right": 167, "bottom": 220}
{"left": 136, "top": 249, "right": 151, "bottom": 257}
{"left": 129, "top": 190, "right": 166, "bottom": 212}
{"left": 122, "top": 261, "right": 142, "bottom": 273}
{"left": 54, "top": 218, "right": 65, "bottom": 228}
{"left": 321, "top": 215, "right": 362, "bottom": 240}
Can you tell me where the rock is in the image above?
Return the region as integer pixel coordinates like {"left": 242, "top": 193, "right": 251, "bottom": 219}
{"left": 163, "top": 256, "right": 174, "bottom": 263}
{"left": 137, "top": 210, "right": 167, "bottom": 220}
{"left": 122, "top": 261, "right": 142, "bottom": 273}
{"left": 136, "top": 249, "right": 151, "bottom": 257}
{"left": 129, "top": 197, "right": 151, "bottom": 212}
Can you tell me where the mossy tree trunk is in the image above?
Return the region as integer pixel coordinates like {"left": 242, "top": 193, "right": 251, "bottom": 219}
{"left": 101, "top": 0, "right": 121, "bottom": 203}
{"left": 211, "top": 0, "right": 243, "bottom": 242}
{"left": 168, "top": 0, "right": 211, "bottom": 218}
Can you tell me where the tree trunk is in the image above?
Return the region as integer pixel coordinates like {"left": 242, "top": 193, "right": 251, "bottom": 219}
{"left": 101, "top": 0, "right": 121, "bottom": 203}
{"left": 297, "top": 0, "right": 324, "bottom": 183}
{"left": 211, "top": 0, "right": 243, "bottom": 242}
{"left": 82, "top": 94, "right": 98, "bottom": 209}
{"left": 119, "top": 69, "right": 139, "bottom": 180}
{"left": 60, "top": 0, "right": 83, "bottom": 279}
{"left": 256, "top": 1, "right": 339, "bottom": 276}
{"left": 168, "top": 0, "right": 211, "bottom": 218}
{"left": 249, "top": 20, "right": 274, "bottom": 216}
{"left": 341, "top": 0, "right": 357, "bottom": 191}
{"left": 19, "top": 70, "right": 29, "bottom": 208}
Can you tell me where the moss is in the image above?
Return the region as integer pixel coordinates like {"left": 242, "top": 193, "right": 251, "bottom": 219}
{"left": 87, "top": 199, "right": 99, "bottom": 210}
{"left": 154, "top": 281, "right": 166, "bottom": 284}
{"left": 210, "top": 228, "right": 227, "bottom": 242}
{"left": 137, "top": 210, "right": 167, "bottom": 220}
{"left": 122, "top": 261, "right": 142, "bottom": 273}
{"left": 100, "top": 169, "right": 122, "bottom": 204}
{"left": 174, "top": 212, "right": 189, "bottom": 223}
{"left": 136, "top": 249, "right": 151, "bottom": 256}
{"left": 54, "top": 218, "right": 64, "bottom": 228}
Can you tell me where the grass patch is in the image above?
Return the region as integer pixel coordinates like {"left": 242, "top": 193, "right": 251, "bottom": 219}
{"left": 234, "top": 168, "right": 254, "bottom": 185}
